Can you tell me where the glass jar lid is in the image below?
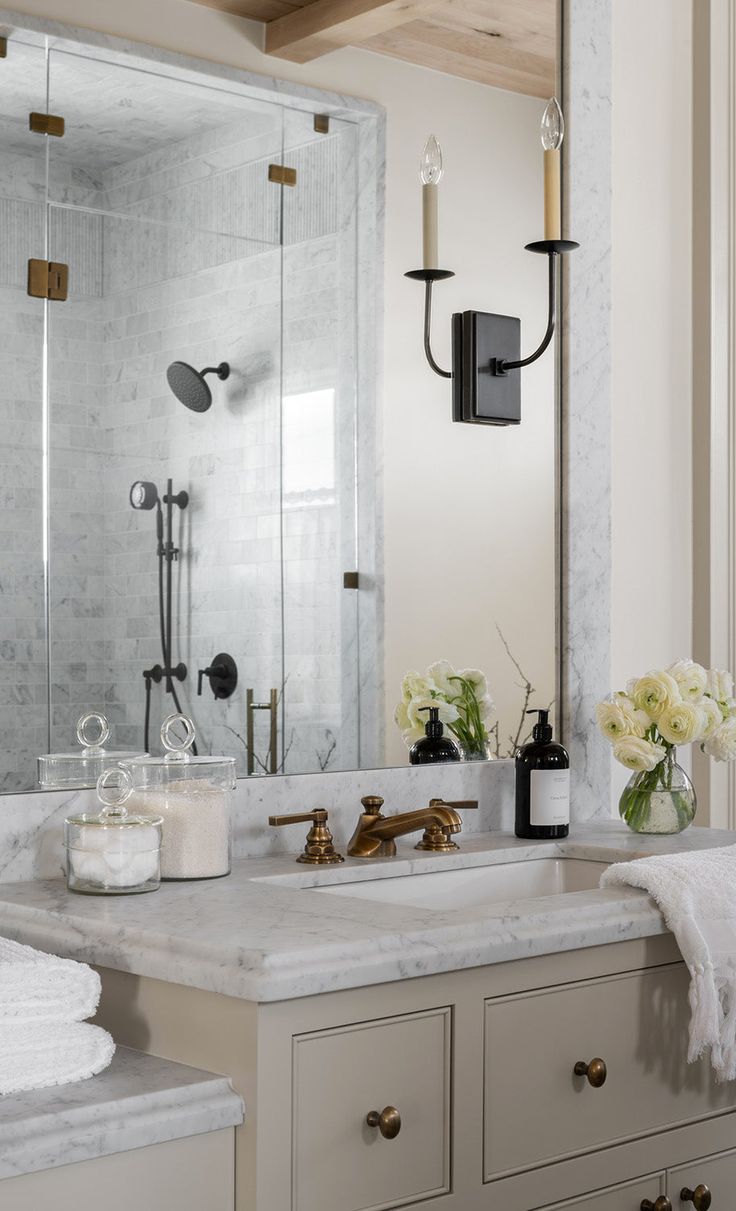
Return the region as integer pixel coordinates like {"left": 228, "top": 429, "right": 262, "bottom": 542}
{"left": 65, "top": 766, "right": 163, "bottom": 830}
{"left": 38, "top": 712, "right": 146, "bottom": 789}
{"left": 125, "top": 713, "right": 236, "bottom": 775}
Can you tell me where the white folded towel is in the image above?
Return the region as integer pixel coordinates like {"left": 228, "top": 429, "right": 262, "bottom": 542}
{"left": 602, "top": 844, "right": 736, "bottom": 1081}
{"left": 0, "top": 1021, "right": 115, "bottom": 1095}
{"left": 0, "top": 936, "right": 101, "bottom": 1025}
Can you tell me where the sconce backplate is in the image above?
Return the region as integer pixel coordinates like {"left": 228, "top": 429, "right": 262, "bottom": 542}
{"left": 452, "top": 310, "right": 521, "bottom": 425}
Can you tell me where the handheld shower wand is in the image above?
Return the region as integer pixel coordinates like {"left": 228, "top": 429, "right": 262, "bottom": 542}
{"left": 130, "top": 478, "right": 195, "bottom": 753}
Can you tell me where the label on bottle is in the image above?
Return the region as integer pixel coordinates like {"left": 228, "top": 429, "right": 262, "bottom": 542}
{"left": 530, "top": 768, "right": 570, "bottom": 827}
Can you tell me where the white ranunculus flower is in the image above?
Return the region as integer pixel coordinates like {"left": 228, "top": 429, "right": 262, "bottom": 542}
{"left": 667, "top": 658, "right": 708, "bottom": 703}
{"left": 426, "top": 660, "right": 458, "bottom": 699}
{"left": 703, "top": 716, "right": 736, "bottom": 762}
{"left": 699, "top": 696, "right": 723, "bottom": 740}
{"left": 457, "top": 667, "right": 489, "bottom": 701}
{"left": 613, "top": 736, "right": 667, "bottom": 772}
{"left": 401, "top": 670, "right": 435, "bottom": 702}
{"left": 477, "top": 692, "right": 496, "bottom": 721}
{"left": 596, "top": 698, "right": 640, "bottom": 742}
{"left": 613, "top": 692, "right": 650, "bottom": 737}
{"left": 631, "top": 670, "right": 681, "bottom": 721}
{"left": 706, "top": 668, "right": 735, "bottom": 704}
{"left": 657, "top": 702, "right": 705, "bottom": 746}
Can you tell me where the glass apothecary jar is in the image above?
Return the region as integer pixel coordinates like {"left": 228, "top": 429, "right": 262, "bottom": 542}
{"left": 64, "top": 766, "right": 163, "bottom": 895}
{"left": 39, "top": 711, "right": 146, "bottom": 790}
{"left": 124, "top": 714, "right": 236, "bottom": 880}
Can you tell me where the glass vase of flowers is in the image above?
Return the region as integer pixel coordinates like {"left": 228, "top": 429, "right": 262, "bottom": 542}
{"left": 596, "top": 660, "right": 736, "bottom": 834}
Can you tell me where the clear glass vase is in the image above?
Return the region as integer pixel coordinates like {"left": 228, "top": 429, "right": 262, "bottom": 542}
{"left": 458, "top": 739, "right": 494, "bottom": 762}
{"left": 618, "top": 748, "right": 696, "bottom": 834}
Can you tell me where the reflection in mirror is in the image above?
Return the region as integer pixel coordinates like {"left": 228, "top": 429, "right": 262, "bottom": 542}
{"left": 0, "top": 23, "right": 558, "bottom": 791}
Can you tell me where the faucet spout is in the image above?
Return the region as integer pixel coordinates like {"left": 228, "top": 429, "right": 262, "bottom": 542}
{"left": 347, "top": 803, "right": 462, "bottom": 858}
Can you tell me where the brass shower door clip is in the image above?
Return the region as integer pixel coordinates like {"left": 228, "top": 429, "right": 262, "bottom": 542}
{"left": 27, "top": 259, "right": 68, "bottom": 301}
{"left": 268, "top": 163, "right": 297, "bottom": 187}
{"left": 29, "top": 112, "right": 65, "bottom": 137}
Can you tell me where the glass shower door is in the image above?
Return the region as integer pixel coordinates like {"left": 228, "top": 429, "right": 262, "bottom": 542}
{"left": 279, "top": 108, "right": 361, "bottom": 774}
{"left": 0, "top": 35, "right": 50, "bottom": 790}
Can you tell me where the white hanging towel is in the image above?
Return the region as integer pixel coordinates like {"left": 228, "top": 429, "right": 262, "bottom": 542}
{"left": 601, "top": 844, "right": 736, "bottom": 1082}
{"left": 0, "top": 936, "right": 100, "bottom": 1025}
{"left": 0, "top": 1021, "right": 115, "bottom": 1095}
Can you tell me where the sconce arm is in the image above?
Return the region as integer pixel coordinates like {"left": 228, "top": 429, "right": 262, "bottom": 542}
{"left": 494, "top": 240, "right": 578, "bottom": 376}
{"left": 405, "top": 269, "right": 454, "bottom": 379}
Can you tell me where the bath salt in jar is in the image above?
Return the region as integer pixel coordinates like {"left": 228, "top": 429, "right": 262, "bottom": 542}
{"left": 64, "top": 765, "right": 163, "bottom": 895}
{"left": 124, "top": 714, "right": 236, "bottom": 880}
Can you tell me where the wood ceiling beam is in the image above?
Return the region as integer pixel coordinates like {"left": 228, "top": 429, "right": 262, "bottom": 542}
{"left": 265, "top": 0, "right": 437, "bottom": 62}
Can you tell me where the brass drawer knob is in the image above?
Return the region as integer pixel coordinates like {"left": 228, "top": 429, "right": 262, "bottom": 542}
{"left": 641, "top": 1199, "right": 672, "bottom": 1211}
{"left": 366, "top": 1106, "right": 401, "bottom": 1139}
{"left": 681, "top": 1187, "right": 712, "bottom": 1210}
{"left": 573, "top": 1057, "right": 607, "bottom": 1087}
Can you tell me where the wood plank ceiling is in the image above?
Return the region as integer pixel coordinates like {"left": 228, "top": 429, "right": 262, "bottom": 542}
{"left": 191, "top": 0, "right": 557, "bottom": 96}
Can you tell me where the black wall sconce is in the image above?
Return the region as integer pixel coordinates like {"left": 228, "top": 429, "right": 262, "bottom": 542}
{"left": 406, "top": 100, "right": 578, "bottom": 427}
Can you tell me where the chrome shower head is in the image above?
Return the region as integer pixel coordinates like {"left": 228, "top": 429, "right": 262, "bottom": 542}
{"left": 166, "top": 361, "right": 230, "bottom": 413}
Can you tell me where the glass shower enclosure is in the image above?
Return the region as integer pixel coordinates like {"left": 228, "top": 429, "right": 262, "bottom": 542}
{"left": 0, "top": 28, "right": 372, "bottom": 790}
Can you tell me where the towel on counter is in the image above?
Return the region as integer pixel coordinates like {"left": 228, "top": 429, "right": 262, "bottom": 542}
{"left": 0, "top": 936, "right": 101, "bottom": 1025}
{"left": 0, "top": 1021, "right": 115, "bottom": 1095}
{"left": 601, "top": 844, "right": 736, "bottom": 1081}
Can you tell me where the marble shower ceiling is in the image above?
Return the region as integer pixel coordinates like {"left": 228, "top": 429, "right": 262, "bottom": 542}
{"left": 191, "top": 0, "right": 557, "bottom": 95}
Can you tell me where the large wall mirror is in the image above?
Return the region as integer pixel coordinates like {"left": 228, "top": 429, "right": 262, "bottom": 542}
{"left": 0, "top": 17, "right": 559, "bottom": 791}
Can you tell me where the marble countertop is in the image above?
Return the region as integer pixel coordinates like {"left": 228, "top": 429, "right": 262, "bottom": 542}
{"left": 0, "top": 822, "right": 733, "bottom": 1003}
{"left": 0, "top": 1045, "right": 243, "bottom": 1180}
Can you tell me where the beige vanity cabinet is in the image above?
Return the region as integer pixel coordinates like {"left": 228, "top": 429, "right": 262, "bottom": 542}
{"left": 95, "top": 935, "right": 736, "bottom": 1211}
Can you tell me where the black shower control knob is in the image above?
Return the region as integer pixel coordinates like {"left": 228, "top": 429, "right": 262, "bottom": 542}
{"left": 198, "top": 653, "right": 238, "bottom": 700}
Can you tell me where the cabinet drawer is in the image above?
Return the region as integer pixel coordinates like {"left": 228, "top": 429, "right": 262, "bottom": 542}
{"left": 484, "top": 965, "right": 736, "bottom": 1179}
{"left": 536, "top": 1174, "right": 665, "bottom": 1210}
{"left": 292, "top": 1007, "right": 451, "bottom": 1211}
{"left": 669, "top": 1147, "right": 736, "bottom": 1207}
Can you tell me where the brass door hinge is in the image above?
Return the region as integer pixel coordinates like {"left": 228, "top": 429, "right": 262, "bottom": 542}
{"left": 27, "top": 259, "right": 69, "bottom": 301}
{"left": 268, "top": 163, "right": 297, "bottom": 187}
{"left": 29, "top": 112, "right": 65, "bottom": 137}
{"left": 314, "top": 114, "right": 330, "bottom": 134}
{"left": 343, "top": 572, "right": 360, "bottom": 590}
{"left": 0, "top": 37, "right": 7, "bottom": 59}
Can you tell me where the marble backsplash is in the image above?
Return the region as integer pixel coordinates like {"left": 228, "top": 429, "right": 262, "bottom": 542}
{"left": 0, "top": 759, "right": 514, "bottom": 882}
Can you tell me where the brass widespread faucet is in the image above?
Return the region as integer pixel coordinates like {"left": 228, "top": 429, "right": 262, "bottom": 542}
{"left": 347, "top": 795, "right": 477, "bottom": 858}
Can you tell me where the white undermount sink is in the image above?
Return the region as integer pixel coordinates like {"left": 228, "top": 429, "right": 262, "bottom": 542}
{"left": 310, "top": 857, "right": 608, "bottom": 912}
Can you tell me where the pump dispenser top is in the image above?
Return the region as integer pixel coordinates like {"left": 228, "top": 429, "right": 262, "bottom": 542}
{"left": 409, "top": 705, "right": 461, "bottom": 765}
{"left": 528, "top": 709, "right": 553, "bottom": 743}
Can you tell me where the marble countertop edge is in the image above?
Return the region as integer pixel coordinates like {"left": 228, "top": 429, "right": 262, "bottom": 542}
{"left": 0, "top": 824, "right": 733, "bottom": 1003}
{"left": 0, "top": 1046, "right": 244, "bottom": 1181}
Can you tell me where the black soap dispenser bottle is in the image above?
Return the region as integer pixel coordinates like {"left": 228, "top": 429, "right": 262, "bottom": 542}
{"left": 515, "top": 709, "right": 570, "bottom": 839}
{"left": 409, "top": 706, "right": 461, "bottom": 765}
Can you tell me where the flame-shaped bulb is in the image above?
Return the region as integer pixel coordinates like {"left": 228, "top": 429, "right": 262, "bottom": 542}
{"left": 420, "top": 135, "right": 443, "bottom": 185}
{"left": 540, "top": 97, "right": 564, "bottom": 151}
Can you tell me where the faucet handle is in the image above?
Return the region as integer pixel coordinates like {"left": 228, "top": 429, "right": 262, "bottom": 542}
{"left": 416, "top": 798, "right": 477, "bottom": 853}
{"left": 268, "top": 809, "right": 344, "bottom": 866}
{"left": 360, "top": 795, "right": 385, "bottom": 815}
{"left": 429, "top": 797, "right": 478, "bottom": 810}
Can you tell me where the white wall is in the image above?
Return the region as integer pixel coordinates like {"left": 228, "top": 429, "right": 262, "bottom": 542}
{"left": 611, "top": 0, "right": 693, "bottom": 800}
{"left": 6, "top": 0, "right": 556, "bottom": 767}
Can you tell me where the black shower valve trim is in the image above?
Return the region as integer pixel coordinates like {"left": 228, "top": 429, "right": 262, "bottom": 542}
{"left": 197, "top": 653, "right": 239, "bottom": 700}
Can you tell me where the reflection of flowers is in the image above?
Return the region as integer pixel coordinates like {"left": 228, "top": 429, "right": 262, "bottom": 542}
{"left": 395, "top": 661, "right": 494, "bottom": 755}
